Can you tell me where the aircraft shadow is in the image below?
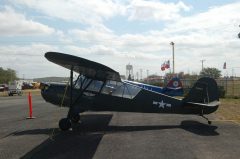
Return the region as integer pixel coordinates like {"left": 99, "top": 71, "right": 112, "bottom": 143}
{"left": 14, "top": 114, "right": 218, "bottom": 159}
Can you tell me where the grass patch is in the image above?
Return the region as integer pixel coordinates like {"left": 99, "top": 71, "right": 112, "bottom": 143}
{"left": 215, "top": 98, "right": 240, "bottom": 123}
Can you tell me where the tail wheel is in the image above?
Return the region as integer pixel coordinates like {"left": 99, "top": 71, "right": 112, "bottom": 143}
{"left": 71, "top": 114, "right": 80, "bottom": 123}
{"left": 59, "top": 118, "right": 71, "bottom": 131}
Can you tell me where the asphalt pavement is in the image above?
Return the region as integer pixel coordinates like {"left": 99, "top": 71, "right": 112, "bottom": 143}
{"left": 0, "top": 95, "right": 240, "bottom": 159}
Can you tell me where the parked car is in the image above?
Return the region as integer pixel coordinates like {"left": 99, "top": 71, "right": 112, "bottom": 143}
{"left": 8, "top": 81, "right": 22, "bottom": 96}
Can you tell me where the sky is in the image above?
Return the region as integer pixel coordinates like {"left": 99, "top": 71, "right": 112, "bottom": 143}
{"left": 0, "top": 0, "right": 240, "bottom": 79}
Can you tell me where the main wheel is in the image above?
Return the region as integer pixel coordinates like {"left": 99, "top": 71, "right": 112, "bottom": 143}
{"left": 59, "top": 118, "right": 71, "bottom": 131}
{"left": 71, "top": 114, "right": 80, "bottom": 123}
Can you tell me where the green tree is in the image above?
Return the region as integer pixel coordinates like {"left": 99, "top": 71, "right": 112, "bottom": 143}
{"left": 0, "top": 67, "right": 18, "bottom": 83}
{"left": 200, "top": 67, "right": 221, "bottom": 78}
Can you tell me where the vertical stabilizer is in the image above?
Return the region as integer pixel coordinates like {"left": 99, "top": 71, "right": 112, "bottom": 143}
{"left": 183, "top": 77, "right": 219, "bottom": 104}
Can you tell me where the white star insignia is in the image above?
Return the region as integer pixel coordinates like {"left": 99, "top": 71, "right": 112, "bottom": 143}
{"left": 158, "top": 100, "right": 165, "bottom": 108}
{"left": 152, "top": 100, "right": 171, "bottom": 108}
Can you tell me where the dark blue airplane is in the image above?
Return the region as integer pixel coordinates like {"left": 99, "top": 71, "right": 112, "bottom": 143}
{"left": 41, "top": 52, "right": 220, "bottom": 131}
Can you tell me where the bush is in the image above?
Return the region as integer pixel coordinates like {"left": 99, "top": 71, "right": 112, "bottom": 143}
{"left": 218, "top": 86, "right": 225, "bottom": 98}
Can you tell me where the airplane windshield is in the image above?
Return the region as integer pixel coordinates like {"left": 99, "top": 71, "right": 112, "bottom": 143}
{"left": 74, "top": 76, "right": 141, "bottom": 98}
{"left": 74, "top": 75, "right": 103, "bottom": 92}
{"left": 102, "top": 80, "right": 141, "bottom": 99}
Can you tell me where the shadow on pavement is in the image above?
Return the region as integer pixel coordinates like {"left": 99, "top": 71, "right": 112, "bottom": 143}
{"left": 8, "top": 114, "right": 218, "bottom": 159}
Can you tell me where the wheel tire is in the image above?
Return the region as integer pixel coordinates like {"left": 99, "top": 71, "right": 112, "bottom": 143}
{"left": 59, "top": 118, "right": 71, "bottom": 131}
{"left": 71, "top": 114, "right": 80, "bottom": 123}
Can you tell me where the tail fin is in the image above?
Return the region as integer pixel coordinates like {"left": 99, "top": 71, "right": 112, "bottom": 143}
{"left": 163, "top": 77, "right": 183, "bottom": 96}
{"left": 183, "top": 77, "right": 219, "bottom": 104}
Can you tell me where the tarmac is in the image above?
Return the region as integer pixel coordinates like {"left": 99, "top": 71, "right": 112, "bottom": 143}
{"left": 0, "top": 95, "right": 240, "bottom": 159}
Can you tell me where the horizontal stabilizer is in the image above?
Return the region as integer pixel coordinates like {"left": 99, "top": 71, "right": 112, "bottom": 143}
{"left": 187, "top": 100, "right": 220, "bottom": 107}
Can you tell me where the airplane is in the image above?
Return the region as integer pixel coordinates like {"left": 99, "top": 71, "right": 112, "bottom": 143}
{"left": 41, "top": 52, "right": 220, "bottom": 131}
{"left": 124, "top": 77, "right": 183, "bottom": 96}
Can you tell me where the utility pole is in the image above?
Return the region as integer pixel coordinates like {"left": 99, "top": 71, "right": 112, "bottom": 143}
{"left": 140, "top": 69, "right": 143, "bottom": 81}
{"left": 200, "top": 59, "right": 206, "bottom": 71}
{"left": 136, "top": 72, "right": 139, "bottom": 81}
{"left": 146, "top": 69, "right": 149, "bottom": 84}
{"left": 238, "top": 25, "right": 240, "bottom": 38}
{"left": 170, "top": 42, "right": 175, "bottom": 74}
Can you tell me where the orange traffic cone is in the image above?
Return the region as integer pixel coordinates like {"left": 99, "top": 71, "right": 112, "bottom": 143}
{"left": 26, "top": 92, "right": 36, "bottom": 119}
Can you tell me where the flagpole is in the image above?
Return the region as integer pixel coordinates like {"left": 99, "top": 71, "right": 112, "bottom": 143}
{"left": 170, "top": 42, "right": 175, "bottom": 74}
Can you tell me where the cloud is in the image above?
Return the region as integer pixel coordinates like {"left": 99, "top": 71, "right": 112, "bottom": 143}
{"left": 0, "top": 6, "right": 55, "bottom": 36}
{"left": 162, "top": 2, "right": 240, "bottom": 40}
{"left": 68, "top": 24, "right": 115, "bottom": 44}
{"left": 12, "top": 0, "right": 126, "bottom": 25}
{"left": 64, "top": 0, "right": 240, "bottom": 74}
{"left": 0, "top": 44, "right": 69, "bottom": 78}
{"left": 127, "top": 0, "right": 191, "bottom": 21}
{"left": 11, "top": 0, "right": 191, "bottom": 24}
{"left": 2, "top": 1, "right": 240, "bottom": 78}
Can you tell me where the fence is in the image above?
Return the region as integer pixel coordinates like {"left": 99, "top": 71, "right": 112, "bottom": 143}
{"left": 180, "top": 78, "right": 240, "bottom": 98}
{"left": 147, "top": 78, "right": 240, "bottom": 98}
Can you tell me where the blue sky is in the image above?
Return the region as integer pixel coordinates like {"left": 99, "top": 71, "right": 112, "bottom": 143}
{"left": 0, "top": 0, "right": 240, "bottom": 78}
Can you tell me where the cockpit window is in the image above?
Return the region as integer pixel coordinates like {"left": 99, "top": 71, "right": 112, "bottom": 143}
{"left": 74, "top": 76, "right": 141, "bottom": 98}
{"left": 102, "top": 80, "right": 141, "bottom": 99}
{"left": 86, "top": 80, "right": 103, "bottom": 92}
{"left": 74, "top": 75, "right": 85, "bottom": 89}
{"left": 123, "top": 83, "right": 141, "bottom": 99}
{"left": 102, "top": 81, "right": 122, "bottom": 95}
{"left": 74, "top": 75, "right": 103, "bottom": 92}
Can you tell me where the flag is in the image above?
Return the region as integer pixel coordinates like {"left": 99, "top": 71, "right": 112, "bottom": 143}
{"left": 161, "top": 63, "right": 165, "bottom": 71}
{"left": 223, "top": 62, "right": 226, "bottom": 69}
{"left": 165, "top": 60, "right": 170, "bottom": 69}
{"left": 161, "top": 60, "right": 170, "bottom": 71}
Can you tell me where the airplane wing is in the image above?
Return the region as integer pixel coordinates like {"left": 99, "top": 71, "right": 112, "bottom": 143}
{"left": 45, "top": 52, "right": 121, "bottom": 82}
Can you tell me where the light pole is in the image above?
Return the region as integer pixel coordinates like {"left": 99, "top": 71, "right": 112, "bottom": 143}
{"left": 200, "top": 59, "right": 206, "bottom": 72}
{"left": 146, "top": 69, "right": 149, "bottom": 83}
{"left": 170, "top": 42, "right": 175, "bottom": 74}
{"left": 238, "top": 25, "right": 240, "bottom": 38}
{"left": 140, "top": 69, "right": 143, "bottom": 81}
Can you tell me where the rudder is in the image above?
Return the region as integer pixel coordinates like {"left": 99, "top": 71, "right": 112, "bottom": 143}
{"left": 183, "top": 77, "right": 219, "bottom": 104}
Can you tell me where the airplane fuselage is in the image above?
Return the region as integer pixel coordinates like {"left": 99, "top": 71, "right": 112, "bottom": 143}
{"left": 41, "top": 80, "right": 218, "bottom": 115}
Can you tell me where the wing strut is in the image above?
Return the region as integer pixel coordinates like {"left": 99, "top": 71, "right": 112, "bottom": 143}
{"left": 59, "top": 68, "right": 95, "bottom": 131}
{"left": 70, "top": 66, "right": 73, "bottom": 111}
{"left": 59, "top": 67, "right": 76, "bottom": 131}
{"left": 59, "top": 66, "right": 109, "bottom": 131}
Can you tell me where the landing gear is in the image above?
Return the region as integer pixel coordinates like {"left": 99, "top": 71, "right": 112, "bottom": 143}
{"left": 58, "top": 114, "right": 80, "bottom": 131}
{"left": 200, "top": 106, "right": 212, "bottom": 125}
{"left": 201, "top": 115, "right": 212, "bottom": 125}
{"left": 59, "top": 118, "right": 72, "bottom": 131}
{"left": 58, "top": 67, "right": 91, "bottom": 131}
{"left": 71, "top": 114, "right": 80, "bottom": 123}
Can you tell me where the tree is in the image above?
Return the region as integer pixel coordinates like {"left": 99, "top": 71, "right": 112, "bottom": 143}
{"left": 200, "top": 67, "right": 221, "bottom": 78}
{"left": 0, "top": 67, "right": 18, "bottom": 83}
